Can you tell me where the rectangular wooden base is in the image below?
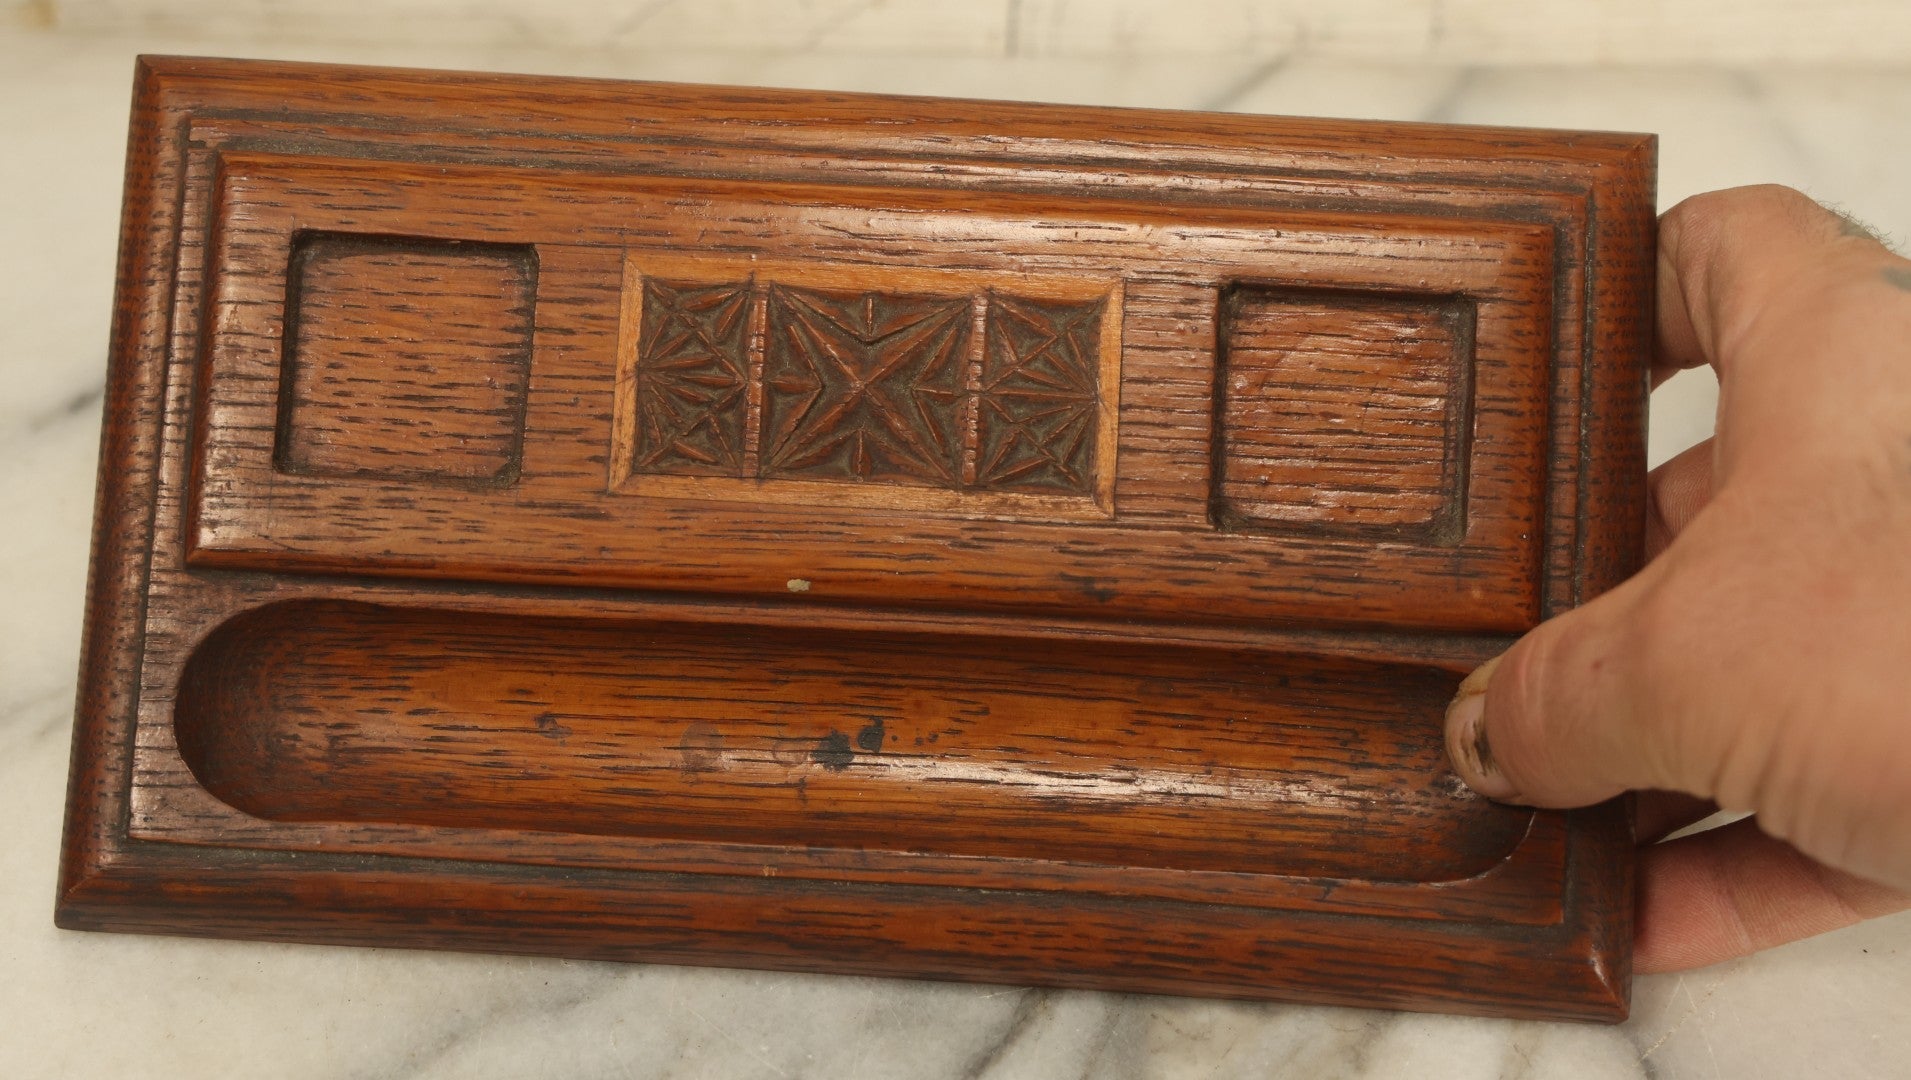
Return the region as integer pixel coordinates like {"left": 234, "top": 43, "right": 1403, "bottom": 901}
{"left": 60, "top": 56, "right": 1653, "bottom": 1021}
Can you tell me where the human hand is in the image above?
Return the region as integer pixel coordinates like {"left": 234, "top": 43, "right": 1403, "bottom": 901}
{"left": 1443, "top": 185, "right": 1911, "bottom": 973}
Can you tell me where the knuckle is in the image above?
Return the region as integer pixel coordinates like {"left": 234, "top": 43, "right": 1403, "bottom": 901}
{"left": 1664, "top": 185, "right": 1822, "bottom": 262}
{"left": 1682, "top": 183, "right": 1815, "bottom": 221}
{"left": 1661, "top": 189, "right": 1728, "bottom": 250}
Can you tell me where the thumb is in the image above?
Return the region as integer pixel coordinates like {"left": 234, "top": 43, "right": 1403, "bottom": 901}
{"left": 1443, "top": 566, "right": 1684, "bottom": 807}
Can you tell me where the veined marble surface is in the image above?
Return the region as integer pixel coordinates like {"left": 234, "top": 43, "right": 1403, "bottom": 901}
{"left": 3, "top": 25, "right": 1908, "bottom": 1080}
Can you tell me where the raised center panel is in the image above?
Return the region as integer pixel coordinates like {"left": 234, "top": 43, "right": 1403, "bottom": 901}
{"left": 188, "top": 153, "right": 1554, "bottom": 634}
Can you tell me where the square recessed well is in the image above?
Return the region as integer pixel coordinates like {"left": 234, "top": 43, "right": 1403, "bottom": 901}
{"left": 1214, "top": 288, "right": 1474, "bottom": 542}
{"left": 276, "top": 233, "right": 537, "bottom": 485}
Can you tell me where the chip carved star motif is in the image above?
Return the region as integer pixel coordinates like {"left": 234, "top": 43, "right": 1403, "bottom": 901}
{"left": 976, "top": 293, "right": 1104, "bottom": 493}
{"left": 629, "top": 279, "right": 752, "bottom": 474}
{"left": 760, "top": 286, "right": 972, "bottom": 486}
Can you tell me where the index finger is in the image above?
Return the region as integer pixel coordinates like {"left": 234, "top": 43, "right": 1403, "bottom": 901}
{"left": 1650, "top": 185, "right": 1902, "bottom": 389}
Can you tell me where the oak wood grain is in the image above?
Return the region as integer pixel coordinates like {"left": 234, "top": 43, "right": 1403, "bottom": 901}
{"left": 275, "top": 233, "right": 537, "bottom": 485}
{"left": 1216, "top": 289, "right": 1473, "bottom": 540}
{"left": 173, "top": 600, "right": 1528, "bottom": 882}
{"left": 188, "top": 152, "right": 1557, "bottom": 634}
{"left": 60, "top": 55, "right": 1654, "bottom": 1023}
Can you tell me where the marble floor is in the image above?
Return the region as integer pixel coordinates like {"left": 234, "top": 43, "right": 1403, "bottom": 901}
{"left": 1, "top": 23, "right": 1907, "bottom": 1080}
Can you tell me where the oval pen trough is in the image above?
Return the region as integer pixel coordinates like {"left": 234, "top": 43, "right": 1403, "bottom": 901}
{"left": 174, "top": 600, "right": 1527, "bottom": 882}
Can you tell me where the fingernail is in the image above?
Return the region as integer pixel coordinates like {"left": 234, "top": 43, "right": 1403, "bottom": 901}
{"left": 1445, "top": 654, "right": 1521, "bottom": 801}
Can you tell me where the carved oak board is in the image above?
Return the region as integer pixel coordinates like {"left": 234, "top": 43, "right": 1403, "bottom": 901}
{"left": 59, "top": 57, "right": 1654, "bottom": 1022}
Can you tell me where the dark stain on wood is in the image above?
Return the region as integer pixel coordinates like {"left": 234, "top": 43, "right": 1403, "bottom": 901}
{"left": 810, "top": 731, "right": 856, "bottom": 772}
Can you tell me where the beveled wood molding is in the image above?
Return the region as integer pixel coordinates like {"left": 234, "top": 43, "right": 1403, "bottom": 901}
{"left": 58, "top": 56, "right": 1654, "bottom": 1022}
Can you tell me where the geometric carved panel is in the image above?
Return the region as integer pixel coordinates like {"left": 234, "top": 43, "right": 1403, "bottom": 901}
{"left": 276, "top": 232, "right": 537, "bottom": 486}
{"left": 628, "top": 280, "right": 753, "bottom": 476}
{"left": 977, "top": 294, "right": 1105, "bottom": 494}
{"left": 1215, "top": 289, "right": 1474, "bottom": 542}
{"left": 761, "top": 286, "right": 971, "bottom": 486}
{"left": 627, "top": 274, "right": 1108, "bottom": 500}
